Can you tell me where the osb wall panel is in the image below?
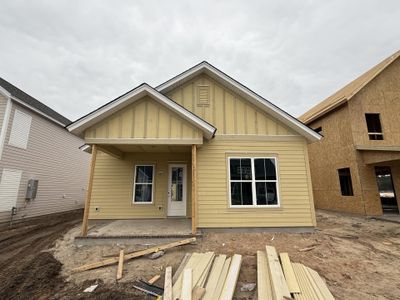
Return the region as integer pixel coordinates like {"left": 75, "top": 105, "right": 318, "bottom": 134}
{"left": 84, "top": 96, "right": 202, "bottom": 140}
{"left": 89, "top": 151, "right": 192, "bottom": 219}
{"left": 390, "top": 164, "right": 400, "bottom": 210}
{"left": 308, "top": 105, "right": 366, "bottom": 214}
{"left": 349, "top": 58, "right": 400, "bottom": 147}
{"left": 167, "top": 74, "right": 299, "bottom": 136}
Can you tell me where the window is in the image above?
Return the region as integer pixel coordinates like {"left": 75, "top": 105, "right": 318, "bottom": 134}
{"left": 365, "top": 113, "right": 383, "bottom": 140}
{"left": 229, "top": 157, "right": 279, "bottom": 207}
{"left": 133, "top": 165, "right": 154, "bottom": 203}
{"left": 338, "top": 168, "right": 354, "bottom": 196}
{"left": 9, "top": 110, "right": 32, "bottom": 149}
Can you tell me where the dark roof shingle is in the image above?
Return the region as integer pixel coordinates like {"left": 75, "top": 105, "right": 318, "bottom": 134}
{"left": 0, "top": 77, "right": 71, "bottom": 125}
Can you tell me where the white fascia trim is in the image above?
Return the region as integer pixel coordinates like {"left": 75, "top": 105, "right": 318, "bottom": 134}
{"left": 10, "top": 96, "right": 66, "bottom": 127}
{"left": 67, "top": 84, "right": 216, "bottom": 139}
{"left": 0, "top": 93, "right": 12, "bottom": 160}
{"left": 157, "top": 62, "right": 321, "bottom": 142}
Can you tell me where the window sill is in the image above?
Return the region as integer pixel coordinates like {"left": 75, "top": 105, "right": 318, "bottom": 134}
{"left": 229, "top": 204, "right": 281, "bottom": 209}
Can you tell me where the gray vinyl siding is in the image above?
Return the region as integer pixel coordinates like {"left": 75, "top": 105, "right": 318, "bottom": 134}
{"left": 0, "top": 102, "right": 90, "bottom": 223}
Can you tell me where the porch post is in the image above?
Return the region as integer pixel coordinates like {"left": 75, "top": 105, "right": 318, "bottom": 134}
{"left": 191, "top": 144, "right": 197, "bottom": 234}
{"left": 82, "top": 144, "right": 97, "bottom": 236}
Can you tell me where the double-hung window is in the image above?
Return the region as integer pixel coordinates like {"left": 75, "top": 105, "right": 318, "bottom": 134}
{"left": 229, "top": 157, "right": 279, "bottom": 207}
{"left": 133, "top": 165, "right": 154, "bottom": 203}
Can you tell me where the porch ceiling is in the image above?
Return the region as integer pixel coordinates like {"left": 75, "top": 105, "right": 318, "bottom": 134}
{"left": 359, "top": 149, "right": 400, "bottom": 165}
{"left": 114, "top": 144, "right": 192, "bottom": 153}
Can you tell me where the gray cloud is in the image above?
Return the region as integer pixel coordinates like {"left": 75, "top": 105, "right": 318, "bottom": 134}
{"left": 0, "top": 0, "right": 399, "bottom": 120}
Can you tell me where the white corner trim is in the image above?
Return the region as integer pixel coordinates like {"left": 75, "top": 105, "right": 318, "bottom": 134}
{"left": 67, "top": 84, "right": 216, "bottom": 139}
{"left": 156, "top": 62, "right": 321, "bottom": 142}
{"left": 0, "top": 95, "right": 12, "bottom": 160}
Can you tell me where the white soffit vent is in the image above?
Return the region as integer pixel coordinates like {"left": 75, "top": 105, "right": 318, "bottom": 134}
{"left": 9, "top": 110, "right": 32, "bottom": 149}
{"left": 0, "top": 169, "right": 22, "bottom": 212}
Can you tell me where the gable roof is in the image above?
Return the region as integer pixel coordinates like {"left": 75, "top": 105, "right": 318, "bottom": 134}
{"left": 299, "top": 50, "right": 400, "bottom": 124}
{"left": 0, "top": 77, "right": 71, "bottom": 126}
{"left": 156, "top": 61, "right": 321, "bottom": 142}
{"left": 67, "top": 83, "right": 216, "bottom": 139}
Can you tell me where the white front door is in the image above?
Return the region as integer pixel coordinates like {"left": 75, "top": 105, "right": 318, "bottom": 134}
{"left": 167, "top": 164, "right": 187, "bottom": 217}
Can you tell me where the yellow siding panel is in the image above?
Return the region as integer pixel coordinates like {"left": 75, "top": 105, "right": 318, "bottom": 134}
{"left": 89, "top": 151, "right": 192, "bottom": 219}
{"left": 167, "top": 74, "right": 300, "bottom": 136}
{"left": 84, "top": 96, "right": 202, "bottom": 140}
{"left": 196, "top": 139, "right": 315, "bottom": 227}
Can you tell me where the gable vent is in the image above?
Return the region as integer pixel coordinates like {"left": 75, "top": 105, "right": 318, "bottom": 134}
{"left": 197, "top": 85, "right": 210, "bottom": 106}
{"left": 9, "top": 110, "right": 32, "bottom": 149}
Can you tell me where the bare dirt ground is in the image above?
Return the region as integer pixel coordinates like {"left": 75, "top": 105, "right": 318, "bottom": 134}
{"left": 0, "top": 210, "right": 399, "bottom": 300}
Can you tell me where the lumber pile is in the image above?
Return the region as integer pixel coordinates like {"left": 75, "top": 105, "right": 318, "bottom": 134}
{"left": 167, "top": 252, "right": 242, "bottom": 300}
{"left": 257, "top": 245, "right": 335, "bottom": 300}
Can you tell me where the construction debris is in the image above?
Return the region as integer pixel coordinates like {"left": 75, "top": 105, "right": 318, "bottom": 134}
{"left": 72, "top": 237, "right": 196, "bottom": 273}
{"left": 257, "top": 245, "right": 335, "bottom": 300}
{"left": 83, "top": 284, "right": 98, "bottom": 293}
{"left": 240, "top": 283, "right": 256, "bottom": 292}
{"left": 132, "top": 280, "right": 164, "bottom": 297}
{"left": 116, "top": 249, "right": 124, "bottom": 280}
{"left": 149, "top": 250, "right": 165, "bottom": 260}
{"left": 168, "top": 252, "right": 242, "bottom": 300}
{"left": 148, "top": 274, "right": 161, "bottom": 285}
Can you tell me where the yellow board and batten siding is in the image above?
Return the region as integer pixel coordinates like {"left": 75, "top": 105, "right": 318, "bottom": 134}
{"left": 85, "top": 73, "right": 316, "bottom": 227}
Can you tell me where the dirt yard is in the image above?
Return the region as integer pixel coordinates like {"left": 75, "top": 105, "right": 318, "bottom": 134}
{"left": 0, "top": 210, "right": 399, "bottom": 300}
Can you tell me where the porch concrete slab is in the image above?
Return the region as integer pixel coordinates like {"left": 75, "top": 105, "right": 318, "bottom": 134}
{"left": 87, "top": 218, "right": 193, "bottom": 237}
{"left": 373, "top": 214, "right": 400, "bottom": 224}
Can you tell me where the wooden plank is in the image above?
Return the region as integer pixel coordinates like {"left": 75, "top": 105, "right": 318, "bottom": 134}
{"left": 181, "top": 268, "right": 193, "bottom": 300}
{"left": 192, "top": 286, "right": 206, "bottom": 300}
{"left": 173, "top": 253, "right": 192, "bottom": 284}
{"left": 306, "top": 267, "right": 335, "bottom": 300}
{"left": 203, "top": 254, "right": 227, "bottom": 300}
{"left": 265, "top": 246, "right": 291, "bottom": 299}
{"left": 148, "top": 274, "right": 160, "bottom": 285}
{"left": 303, "top": 266, "right": 328, "bottom": 300}
{"left": 257, "top": 251, "right": 273, "bottom": 300}
{"left": 196, "top": 253, "right": 215, "bottom": 287}
{"left": 164, "top": 266, "right": 173, "bottom": 300}
{"left": 192, "top": 144, "right": 197, "bottom": 234}
{"left": 72, "top": 237, "right": 196, "bottom": 272}
{"left": 173, "top": 253, "right": 202, "bottom": 298}
{"left": 219, "top": 254, "right": 242, "bottom": 300}
{"left": 116, "top": 249, "right": 124, "bottom": 280}
{"left": 81, "top": 144, "right": 97, "bottom": 236}
{"left": 279, "top": 252, "right": 301, "bottom": 294}
{"left": 292, "top": 263, "right": 319, "bottom": 300}
{"left": 211, "top": 257, "right": 231, "bottom": 300}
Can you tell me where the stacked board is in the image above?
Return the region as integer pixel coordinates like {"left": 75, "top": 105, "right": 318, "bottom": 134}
{"left": 257, "top": 246, "right": 335, "bottom": 300}
{"left": 165, "top": 252, "right": 242, "bottom": 300}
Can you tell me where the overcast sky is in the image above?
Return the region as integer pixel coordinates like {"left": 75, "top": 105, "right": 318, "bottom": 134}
{"left": 0, "top": 0, "right": 399, "bottom": 121}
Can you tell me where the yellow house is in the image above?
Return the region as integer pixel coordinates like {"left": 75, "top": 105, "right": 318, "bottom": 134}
{"left": 67, "top": 62, "right": 321, "bottom": 235}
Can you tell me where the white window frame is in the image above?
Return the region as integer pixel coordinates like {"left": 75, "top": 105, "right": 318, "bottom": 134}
{"left": 133, "top": 164, "right": 155, "bottom": 204}
{"left": 228, "top": 157, "right": 280, "bottom": 208}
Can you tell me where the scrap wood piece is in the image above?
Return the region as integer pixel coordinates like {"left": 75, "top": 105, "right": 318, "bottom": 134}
{"left": 211, "top": 257, "right": 231, "bottom": 300}
{"left": 279, "top": 252, "right": 301, "bottom": 294}
{"left": 219, "top": 254, "right": 242, "bottom": 300}
{"left": 303, "top": 265, "right": 335, "bottom": 300}
{"left": 148, "top": 274, "right": 161, "bottom": 285}
{"left": 133, "top": 280, "right": 164, "bottom": 297}
{"left": 116, "top": 249, "right": 124, "bottom": 280}
{"left": 181, "top": 268, "right": 193, "bottom": 300}
{"left": 203, "top": 254, "right": 227, "bottom": 300}
{"left": 192, "top": 286, "right": 206, "bottom": 300}
{"left": 72, "top": 237, "right": 196, "bottom": 273}
{"left": 292, "top": 263, "right": 319, "bottom": 300}
{"left": 257, "top": 251, "right": 273, "bottom": 300}
{"left": 265, "top": 246, "right": 291, "bottom": 299}
{"left": 299, "top": 246, "right": 316, "bottom": 252}
{"left": 164, "top": 266, "right": 173, "bottom": 300}
{"left": 172, "top": 253, "right": 192, "bottom": 284}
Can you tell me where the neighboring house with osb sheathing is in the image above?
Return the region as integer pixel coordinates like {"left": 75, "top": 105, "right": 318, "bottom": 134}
{"left": 68, "top": 62, "right": 321, "bottom": 234}
{"left": 0, "top": 78, "right": 90, "bottom": 224}
{"left": 299, "top": 51, "right": 400, "bottom": 215}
